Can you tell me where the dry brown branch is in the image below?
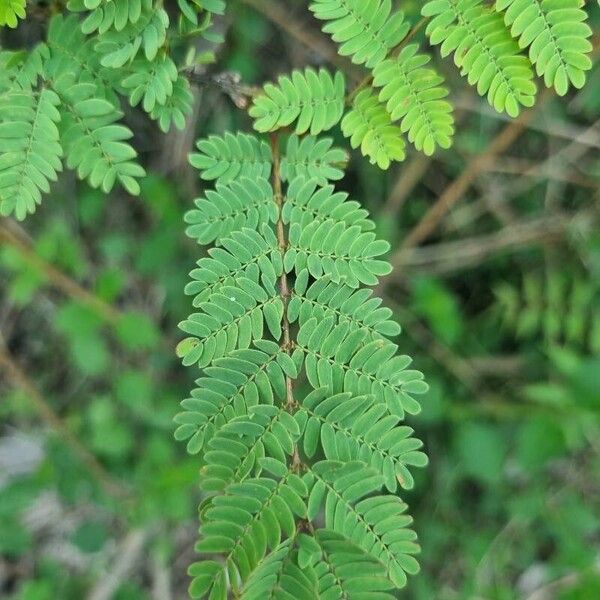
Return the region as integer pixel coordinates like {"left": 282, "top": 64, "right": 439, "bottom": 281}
{"left": 391, "top": 103, "right": 544, "bottom": 265}
{"left": 482, "top": 159, "right": 598, "bottom": 188}
{"left": 0, "top": 334, "right": 128, "bottom": 499}
{"left": 240, "top": 0, "right": 361, "bottom": 80}
{"left": 0, "top": 220, "right": 121, "bottom": 324}
{"left": 453, "top": 94, "right": 600, "bottom": 149}
{"left": 394, "top": 213, "right": 575, "bottom": 275}
{"left": 380, "top": 155, "right": 432, "bottom": 217}
{"left": 87, "top": 529, "right": 148, "bottom": 600}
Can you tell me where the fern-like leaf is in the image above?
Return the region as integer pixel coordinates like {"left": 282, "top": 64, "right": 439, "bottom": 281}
{"left": 0, "top": 88, "right": 63, "bottom": 219}
{"left": 149, "top": 74, "right": 194, "bottom": 132}
{"left": 121, "top": 55, "right": 178, "bottom": 113}
{"left": 190, "top": 132, "right": 273, "bottom": 184}
{"left": 249, "top": 68, "right": 345, "bottom": 135}
{"left": 286, "top": 217, "right": 392, "bottom": 287}
{"left": 0, "top": 46, "right": 49, "bottom": 92}
{"left": 309, "top": 0, "right": 411, "bottom": 68}
{"left": 182, "top": 227, "right": 281, "bottom": 307}
{"left": 313, "top": 529, "right": 397, "bottom": 598}
{"left": 178, "top": 276, "right": 284, "bottom": 367}
{"left": 495, "top": 0, "right": 593, "bottom": 95}
{"left": 178, "top": 0, "right": 226, "bottom": 26}
{"left": 283, "top": 176, "right": 374, "bottom": 232}
{"left": 67, "top": 0, "right": 152, "bottom": 34}
{"left": 46, "top": 14, "right": 121, "bottom": 103}
{"left": 240, "top": 539, "right": 316, "bottom": 600}
{"left": 174, "top": 341, "right": 290, "bottom": 454}
{"left": 191, "top": 473, "right": 308, "bottom": 596}
{"left": 0, "top": 0, "right": 25, "bottom": 28}
{"left": 178, "top": 134, "right": 427, "bottom": 599}
{"left": 341, "top": 89, "right": 406, "bottom": 169}
{"left": 280, "top": 134, "right": 348, "bottom": 186}
{"left": 297, "top": 388, "right": 427, "bottom": 490}
{"left": 199, "top": 405, "right": 301, "bottom": 490}
{"left": 189, "top": 132, "right": 347, "bottom": 187}
{"left": 185, "top": 177, "right": 278, "bottom": 245}
{"left": 305, "top": 461, "right": 420, "bottom": 588}
{"left": 495, "top": 270, "right": 600, "bottom": 352}
{"left": 372, "top": 44, "right": 455, "bottom": 155}
{"left": 423, "top": 0, "right": 537, "bottom": 116}
{"left": 54, "top": 77, "right": 145, "bottom": 194}
{"left": 297, "top": 316, "right": 427, "bottom": 417}
{"left": 288, "top": 271, "right": 402, "bottom": 338}
{"left": 93, "top": 7, "right": 169, "bottom": 67}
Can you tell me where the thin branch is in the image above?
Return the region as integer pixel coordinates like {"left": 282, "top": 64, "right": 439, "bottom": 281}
{"left": 87, "top": 529, "right": 148, "bottom": 600}
{"left": 481, "top": 159, "right": 598, "bottom": 189}
{"left": 1, "top": 220, "right": 178, "bottom": 353}
{"left": 497, "top": 118, "right": 600, "bottom": 203}
{"left": 453, "top": 93, "right": 600, "bottom": 149}
{"left": 240, "top": 0, "right": 361, "bottom": 80}
{"left": 270, "top": 132, "right": 301, "bottom": 471}
{"left": 395, "top": 212, "right": 576, "bottom": 275}
{"left": 380, "top": 155, "right": 432, "bottom": 217}
{"left": 387, "top": 302, "right": 479, "bottom": 390}
{"left": 378, "top": 111, "right": 468, "bottom": 220}
{"left": 151, "top": 553, "right": 173, "bottom": 600}
{"left": 391, "top": 99, "right": 546, "bottom": 265}
{"left": 270, "top": 134, "right": 295, "bottom": 407}
{"left": 523, "top": 564, "right": 600, "bottom": 600}
{"left": 0, "top": 333, "right": 128, "bottom": 499}
{"left": 0, "top": 220, "right": 121, "bottom": 324}
{"left": 442, "top": 119, "right": 599, "bottom": 235}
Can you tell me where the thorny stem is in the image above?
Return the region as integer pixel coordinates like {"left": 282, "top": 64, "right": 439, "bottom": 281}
{"left": 270, "top": 132, "right": 302, "bottom": 471}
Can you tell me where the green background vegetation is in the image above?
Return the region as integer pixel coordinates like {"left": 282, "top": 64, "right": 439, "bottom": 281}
{"left": 1, "top": 1, "right": 599, "bottom": 598}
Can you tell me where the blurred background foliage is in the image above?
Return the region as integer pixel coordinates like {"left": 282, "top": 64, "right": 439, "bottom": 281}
{"left": 1, "top": 1, "right": 599, "bottom": 599}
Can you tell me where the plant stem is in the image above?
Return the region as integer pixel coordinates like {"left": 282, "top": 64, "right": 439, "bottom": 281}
{"left": 0, "top": 333, "right": 128, "bottom": 500}
{"left": 240, "top": 0, "right": 361, "bottom": 81}
{"left": 270, "top": 132, "right": 302, "bottom": 472}
{"left": 270, "top": 133, "right": 295, "bottom": 412}
{"left": 0, "top": 220, "right": 120, "bottom": 324}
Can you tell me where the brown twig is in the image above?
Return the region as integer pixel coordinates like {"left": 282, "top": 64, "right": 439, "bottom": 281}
{"left": 453, "top": 93, "right": 600, "bottom": 149}
{"left": 383, "top": 90, "right": 557, "bottom": 278}
{"left": 480, "top": 159, "right": 598, "bottom": 189}
{"left": 0, "top": 220, "right": 178, "bottom": 353}
{"left": 0, "top": 334, "right": 128, "bottom": 499}
{"left": 396, "top": 213, "right": 575, "bottom": 275}
{"left": 387, "top": 38, "right": 600, "bottom": 267}
{"left": 0, "top": 220, "right": 121, "bottom": 324}
{"left": 388, "top": 302, "right": 479, "bottom": 390}
{"left": 443, "top": 118, "right": 599, "bottom": 235}
{"left": 87, "top": 529, "right": 148, "bottom": 600}
{"left": 270, "top": 134, "right": 295, "bottom": 409}
{"left": 270, "top": 133, "right": 301, "bottom": 470}
{"left": 393, "top": 104, "right": 542, "bottom": 263}
{"left": 380, "top": 155, "right": 432, "bottom": 217}
{"left": 241, "top": 0, "right": 361, "bottom": 80}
